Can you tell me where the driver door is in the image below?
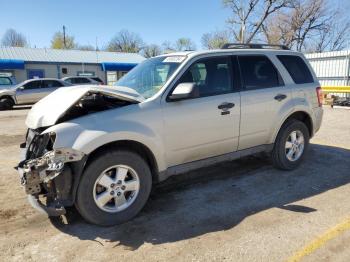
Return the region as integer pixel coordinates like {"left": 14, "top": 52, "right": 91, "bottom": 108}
{"left": 161, "top": 56, "right": 241, "bottom": 167}
{"left": 16, "top": 80, "right": 42, "bottom": 104}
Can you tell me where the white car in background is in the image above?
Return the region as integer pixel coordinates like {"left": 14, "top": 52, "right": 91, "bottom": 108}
{"left": 62, "top": 76, "right": 103, "bottom": 85}
{"left": 0, "top": 76, "right": 16, "bottom": 89}
{"left": 0, "top": 78, "right": 70, "bottom": 110}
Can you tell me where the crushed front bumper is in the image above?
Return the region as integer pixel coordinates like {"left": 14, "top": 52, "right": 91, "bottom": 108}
{"left": 17, "top": 143, "right": 85, "bottom": 216}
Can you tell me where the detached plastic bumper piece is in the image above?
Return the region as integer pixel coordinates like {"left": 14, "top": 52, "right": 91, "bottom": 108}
{"left": 27, "top": 195, "right": 66, "bottom": 217}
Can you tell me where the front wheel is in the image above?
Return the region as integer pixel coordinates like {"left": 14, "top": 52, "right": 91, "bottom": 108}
{"left": 0, "top": 97, "right": 14, "bottom": 110}
{"left": 272, "top": 120, "right": 310, "bottom": 170}
{"left": 76, "top": 150, "right": 152, "bottom": 226}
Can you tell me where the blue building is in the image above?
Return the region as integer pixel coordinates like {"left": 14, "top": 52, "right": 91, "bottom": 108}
{"left": 0, "top": 47, "right": 145, "bottom": 85}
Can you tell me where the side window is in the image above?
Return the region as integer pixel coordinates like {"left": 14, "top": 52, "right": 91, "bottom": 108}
{"left": 70, "top": 78, "right": 80, "bottom": 84}
{"left": 64, "top": 78, "right": 73, "bottom": 84}
{"left": 78, "top": 78, "right": 90, "bottom": 83}
{"left": 53, "top": 80, "right": 63, "bottom": 87}
{"left": 277, "top": 55, "right": 314, "bottom": 84}
{"left": 42, "top": 80, "right": 63, "bottom": 88}
{"left": 92, "top": 77, "right": 103, "bottom": 84}
{"left": 238, "top": 55, "right": 282, "bottom": 90}
{"left": 72, "top": 78, "right": 80, "bottom": 84}
{"left": 177, "top": 56, "right": 232, "bottom": 98}
{"left": 23, "top": 81, "right": 41, "bottom": 90}
{"left": 0, "top": 77, "right": 11, "bottom": 85}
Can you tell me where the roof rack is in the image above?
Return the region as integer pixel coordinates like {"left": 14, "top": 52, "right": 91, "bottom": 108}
{"left": 221, "top": 43, "right": 289, "bottom": 50}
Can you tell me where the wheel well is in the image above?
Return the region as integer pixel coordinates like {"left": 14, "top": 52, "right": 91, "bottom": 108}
{"left": 283, "top": 111, "right": 313, "bottom": 137}
{"left": 0, "top": 95, "right": 15, "bottom": 104}
{"left": 85, "top": 140, "right": 159, "bottom": 181}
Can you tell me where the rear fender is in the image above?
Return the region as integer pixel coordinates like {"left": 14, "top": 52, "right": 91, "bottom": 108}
{"left": 268, "top": 99, "right": 314, "bottom": 144}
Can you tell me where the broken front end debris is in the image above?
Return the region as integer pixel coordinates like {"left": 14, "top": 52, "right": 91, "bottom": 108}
{"left": 17, "top": 129, "right": 85, "bottom": 216}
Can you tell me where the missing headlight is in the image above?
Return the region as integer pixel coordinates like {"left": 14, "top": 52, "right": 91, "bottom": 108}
{"left": 26, "top": 132, "right": 56, "bottom": 160}
{"left": 46, "top": 133, "right": 56, "bottom": 151}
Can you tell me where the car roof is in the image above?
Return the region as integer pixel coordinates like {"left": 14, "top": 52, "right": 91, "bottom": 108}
{"left": 159, "top": 48, "right": 302, "bottom": 59}
{"left": 62, "top": 76, "right": 92, "bottom": 79}
{"left": 19, "top": 78, "right": 64, "bottom": 84}
{"left": 27, "top": 78, "right": 63, "bottom": 81}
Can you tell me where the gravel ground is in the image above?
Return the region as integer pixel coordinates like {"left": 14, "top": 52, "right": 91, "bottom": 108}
{"left": 0, "top": 106, "right": 349, "bottom": 262}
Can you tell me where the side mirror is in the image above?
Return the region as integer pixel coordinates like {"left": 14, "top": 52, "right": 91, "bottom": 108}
{"left": 169, "top": 83, "right": 195, "bottom": 101}
{"left": 17, "top": 86, "right": 24, "bottom": 91}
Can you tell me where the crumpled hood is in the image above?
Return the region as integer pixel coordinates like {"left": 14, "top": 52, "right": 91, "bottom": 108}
{"left": 25, "top": 85, "right": 144, "bottom": 129}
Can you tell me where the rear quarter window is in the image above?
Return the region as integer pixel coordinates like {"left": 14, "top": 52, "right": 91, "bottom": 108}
{"left": 92, "top": 77, "right": 103, "bottom": 83}
{"left": 277, "top": 55, "right": 314, "bottom": 84}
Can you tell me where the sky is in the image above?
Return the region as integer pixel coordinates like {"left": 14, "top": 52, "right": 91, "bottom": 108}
{"left": 0, "top": 0, "right": 232, "bottom": 49}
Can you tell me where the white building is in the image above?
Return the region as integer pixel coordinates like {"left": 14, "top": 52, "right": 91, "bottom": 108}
{"left": 0, "top": 47, "right": 145, "bottom": 85}
{"left": 305, "top": 51, "right": 350, "bottom": 97}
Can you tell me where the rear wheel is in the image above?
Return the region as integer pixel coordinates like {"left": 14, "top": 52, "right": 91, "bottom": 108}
{"left": 75, "top": 150, "right": 152, "bottom": 226}
{"left": 0, "top": 97, "right": 14, "bottom": 110}
{"left": 272, "top": 120, "right": 309, "bottom": 170}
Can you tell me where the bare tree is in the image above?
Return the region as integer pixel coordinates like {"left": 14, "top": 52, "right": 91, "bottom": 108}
{"left": 161, "top": 41, "right": 176, "bottom": 53}
{"left": 175, "top": 38, "right": 196, "bottom": 51}
{"left": 107, "top": 30, "right": 144, "bottom": 53}
{"left": 223, "top": 0, "right": 293, "bottom": 43}
{"left": 312, "top": 14, "right": 350, "bottom": 52}
{"left": 1, "top": 29, "right": 28, "bottom": 47}
{"left": 263, "top": 0, "right": 347, "bottom": 52}
{"left": 201, "top": 30, "right": 231, "bottom": 49}
{"left": 142, "top": 44, "right": 162, "bottom": 58}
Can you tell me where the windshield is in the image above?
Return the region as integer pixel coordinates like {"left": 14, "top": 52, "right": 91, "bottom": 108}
{"left": 115, "top": 56, "right": 186, "bottom": 99}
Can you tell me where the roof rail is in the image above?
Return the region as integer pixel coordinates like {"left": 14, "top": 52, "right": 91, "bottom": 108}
{"left": 221, "top": 43, "right": 289, "bottom": 50}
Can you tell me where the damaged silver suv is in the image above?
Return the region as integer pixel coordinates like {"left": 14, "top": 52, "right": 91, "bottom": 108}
{"left": 17, "top": 44, "right": 323, "bottom": 226}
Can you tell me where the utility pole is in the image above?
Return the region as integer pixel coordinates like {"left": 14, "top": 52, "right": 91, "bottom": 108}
{"left": 63, "top": 25, "right": 66, "bottom": 49}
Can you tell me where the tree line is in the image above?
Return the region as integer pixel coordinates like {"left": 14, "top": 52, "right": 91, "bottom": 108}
{"left": 0, "top": 28, "right": 196, "bottom": 58}
{"left": 1, "top": 0, "right": 348, "bottom": 57}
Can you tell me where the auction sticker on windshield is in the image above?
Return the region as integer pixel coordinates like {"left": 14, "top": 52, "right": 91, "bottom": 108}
{"left": 163, "top": 56, "right": 186, "bottom": 63}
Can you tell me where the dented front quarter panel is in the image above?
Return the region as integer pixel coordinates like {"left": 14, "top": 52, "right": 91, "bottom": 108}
{"left": 42, "top": 100, "right": 167, "bottom": 172}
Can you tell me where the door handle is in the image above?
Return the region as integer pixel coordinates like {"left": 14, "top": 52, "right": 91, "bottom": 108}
{"left": 274, "top": 94, "right": 287, "bottom": 101}
{"left": 218, "top": 102, "right": 235, "bottom": 110}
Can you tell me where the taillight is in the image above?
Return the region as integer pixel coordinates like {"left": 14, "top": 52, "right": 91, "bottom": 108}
{"left": 316, "top": 87, "right": 323, "bottom": 107}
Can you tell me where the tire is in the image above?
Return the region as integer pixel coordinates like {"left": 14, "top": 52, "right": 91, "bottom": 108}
{"left": 271, "top": 119, "right": 310, "bottom": 170}
{"left": 0, "top": 97, "right": 14, "bottom": 110}
{"left": 75, "top": 150, "right": 152, "bottom": 226}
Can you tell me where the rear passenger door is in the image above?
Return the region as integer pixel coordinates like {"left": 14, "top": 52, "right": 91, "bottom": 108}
{"left": 237, "top": 55, "right": 292, "bottom": 150}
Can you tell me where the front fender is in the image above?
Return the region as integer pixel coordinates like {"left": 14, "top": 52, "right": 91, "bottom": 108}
{"left": 0, "top": 90, "right": 16, "bottom": 103}
{"left": 43, "top": 120, "right": 167, "bottom": 172}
